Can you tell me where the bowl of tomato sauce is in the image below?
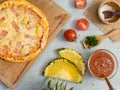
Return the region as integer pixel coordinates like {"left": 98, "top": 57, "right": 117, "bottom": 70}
{"left": 88, "top": 49, "right": 118, "bottom": 79}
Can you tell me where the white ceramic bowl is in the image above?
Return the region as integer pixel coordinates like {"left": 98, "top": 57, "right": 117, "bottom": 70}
{"left": 88, "top": 49, "right": 118, "bottom": 80}
{"left": 98, "top": 0, "right": 120, "bottom": 24}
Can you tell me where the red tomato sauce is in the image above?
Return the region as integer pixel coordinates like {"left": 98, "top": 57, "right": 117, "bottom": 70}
{"left": 89, "top": 50, "right": 115, "bottom": 78}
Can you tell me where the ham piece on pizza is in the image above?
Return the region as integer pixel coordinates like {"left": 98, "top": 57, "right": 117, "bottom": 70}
{"left": 0, "top": 0, "right": 49, "bottom": 62}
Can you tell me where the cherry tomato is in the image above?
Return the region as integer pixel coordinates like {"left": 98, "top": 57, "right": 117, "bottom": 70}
{"left": 64, "top": 29, "right": 77, "bottom": 42}
{"left": 75, "top": 0, "right": 87, "bottom": 9}
{"left": 76, "top": 18, "right": 89, "bottom": 31}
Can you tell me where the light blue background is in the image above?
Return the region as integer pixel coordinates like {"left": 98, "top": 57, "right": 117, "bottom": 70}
{"left": 0, "top": 0, "right": 120, "bottom": 90}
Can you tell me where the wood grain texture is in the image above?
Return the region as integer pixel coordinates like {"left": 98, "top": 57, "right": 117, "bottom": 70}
{"left": 0, "top": 0, "right": 70, "bottom": 88}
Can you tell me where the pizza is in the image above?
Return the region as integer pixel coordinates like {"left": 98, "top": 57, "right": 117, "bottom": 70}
{"left": 0, "top": 0, "right": 49, "bottom": 62}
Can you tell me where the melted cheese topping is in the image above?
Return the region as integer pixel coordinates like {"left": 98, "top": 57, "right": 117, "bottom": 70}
{"left": 0, "top": 6, "right": 44, "bottom": 59}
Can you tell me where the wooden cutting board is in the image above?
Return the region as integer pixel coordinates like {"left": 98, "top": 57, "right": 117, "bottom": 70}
{"left": 0, "top": 0, "right": 70, "bottom": 88}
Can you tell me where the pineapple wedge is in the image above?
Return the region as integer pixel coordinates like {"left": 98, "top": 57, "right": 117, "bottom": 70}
{"left": 36, "top": 26, "right": 41, "bottom": 36}
{"left": 22, "top": 16, "right": 29, "bottom": 25}
{"left": 43, "top": 58, "right": 83, "bottom": 83}
{"left": 57, "top": 48, "right": 86, "bottom": 76}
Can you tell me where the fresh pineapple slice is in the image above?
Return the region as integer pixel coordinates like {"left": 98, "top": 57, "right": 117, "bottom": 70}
{"left": 14, "top": 34, "right": 23, "bottom": 41}
{"left": 36, "top": 26, "right": 41, "bottom": 36}
{"left": 10, "top": 41, "right": 16, "bottom": 48}
{"left": 43, "top": 58, "right": 83, "bottom": 83}
{"left": 57, "top": 48, "right": 86, "bottom": 76}
{"left": 0, "top": 23, "right": 6, "bottom": 28}
{"left": 20, "top": 45, "right": 29, "bottom": 54}
{"left": 22, "top": 16, "right": 29, "bottom": 25}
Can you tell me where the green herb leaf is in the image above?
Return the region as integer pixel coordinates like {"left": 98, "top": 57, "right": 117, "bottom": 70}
{"left": 44, "top": 79, "right": 74, "bottom": 90}
{"left": 85, "top": 36, "right": 98, "bottom": 48}
{"left": 69, "top": 87, "right": 74, "bottom": 90}
{"left": 63, "top": 83, "right": 67, "bottom": 90}
{"left": 47, "top": 80, "right": 51, "bottom": 90}
{"left": 60, "top": 82, "right": 64, "bottom": 90}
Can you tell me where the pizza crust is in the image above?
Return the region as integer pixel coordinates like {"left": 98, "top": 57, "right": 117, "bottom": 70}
{"left": 0, "top": 0, "right": 49, "bottom": 62}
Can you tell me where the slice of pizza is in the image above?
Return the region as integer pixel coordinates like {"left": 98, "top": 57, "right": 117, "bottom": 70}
{"left": 0, "top": 0, "right": 49, "bottom": 62}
